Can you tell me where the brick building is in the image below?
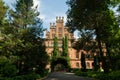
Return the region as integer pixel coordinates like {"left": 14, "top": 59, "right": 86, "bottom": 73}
{"left": 45, "top": 16, "right": 93, "bottom": 69}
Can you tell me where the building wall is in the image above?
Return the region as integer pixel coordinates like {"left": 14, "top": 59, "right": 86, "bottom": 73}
{"left": 45, "top": 16, "right": 93, "bottom": 69}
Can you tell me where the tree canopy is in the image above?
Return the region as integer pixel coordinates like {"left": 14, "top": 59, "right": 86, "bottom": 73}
{"left": 66, "top": 0, "right": 120, "bottom": 72}
{"left": 0, "top": 0, "right": 49, "bottom": 79}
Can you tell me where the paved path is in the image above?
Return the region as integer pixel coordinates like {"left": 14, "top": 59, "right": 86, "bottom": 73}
{"left": 42, "top": 72, "right": 95, "bottom": 80}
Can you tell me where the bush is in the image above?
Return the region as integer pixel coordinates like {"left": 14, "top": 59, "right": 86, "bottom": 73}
{"left": 96, "top": 73, "right": 109, "bottom": 80}
{"left": 75, "top": 70, "right": 88, "bottom": 77}
{"left": 70, "top": 68, "right": 80, "bottom": 73}
{"left": 13, "top": 74, "right": 41, "bottom": 80}
{"left": 109, "top": 71, "right": 120, "bottom": 80}
{"left": 0, "top": 56, "right": 17, "bottom": 78}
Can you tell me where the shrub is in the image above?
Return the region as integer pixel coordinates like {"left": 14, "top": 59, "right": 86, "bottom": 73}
{"left": 75, "top": 70, "right": 88, "bottom": 77}
{"left": 96, "top": 71, "right": 120, "bottom": 80}
{"left": 109, "top": 71, "right": 120, "bottom": 80}
{"left": 13, "top": 74, "right": 41, "bottom": 80}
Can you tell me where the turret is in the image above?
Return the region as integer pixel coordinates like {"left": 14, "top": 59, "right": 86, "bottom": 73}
{"left": 50, "top": 22, "right": 55, "bottom": 28}
{"left": 56, "top": 16, "right": 64, "bottom": 23}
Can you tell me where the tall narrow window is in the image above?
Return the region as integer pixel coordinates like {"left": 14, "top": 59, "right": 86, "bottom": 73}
{"left": 51, "top": 41, "right": 54, "bottom": 47}
{"left": 58, "top": 41, "right": 62, "bottom": 47}
{"left": 58, "top": 34, "right": 62, "bottom": 39}
{"left": 52, "top": 34, "right": 55, "bottom": 38}
{"left": 76, "top": 52, "right": 79, "bottom": 58}
{"left": 48, "top": 42, "right": 49, "bottom": 47}
{"left": 46, "top": 34, "right": 50, "bottom": 38}
{"left": 70, "top": 34, "right": 73, "bottom": 38}
{"left": 58, "top": 27, "right": 62, "bottom": 33}
{"left": 86, "top": 62, "right": 90, "bottom": 69}
{"left": 76, "top": 62, "right": 79, "bottom": 67}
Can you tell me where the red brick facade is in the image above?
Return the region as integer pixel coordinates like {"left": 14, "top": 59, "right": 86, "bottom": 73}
{"left": 45, "top": 16, "right": 93, "bottom": 69}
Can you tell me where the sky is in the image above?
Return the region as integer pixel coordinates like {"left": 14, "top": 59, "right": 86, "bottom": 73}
{"left": 40, "top": 0, "right": 68, "bottom": 29}
{"left": 3, "top": 0, "right": 76, "bottom": 37}
{"left": 3, "top": 0, "right": 68, "bottom": 29}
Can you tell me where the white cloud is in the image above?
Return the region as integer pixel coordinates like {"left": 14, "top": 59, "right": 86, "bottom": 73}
{"left": 33, "top": 0, "right": 41, "bottom": 11}
{"left": 38, "top": 14, "right": 46, "bottom": 20}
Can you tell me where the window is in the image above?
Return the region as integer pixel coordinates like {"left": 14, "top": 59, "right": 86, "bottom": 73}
{"left": 58, "top": 34, "right": 62, "bottom": 39}
{"left": 48, "top": 42, "right": 49, "bottom": 47}
{"left": 68, "top": 41, "right": 71, "bottom": 47}
{"left": 58, "top": 27, "right": 62, "bottom": 33}
{"left": 59, "top": 50, "right": 62, "bottom": 56}
{"left": 70, "top": 34, "right": 73, "bottom": 38}
{"left": 46, "top": 34, "right": 50, "bottom": 38}
{"left": 58, "top": 41, "right": 62, "bottom": 47}
{"left": 86, "top": 62, "right": 90, "bottom": 69}
{"left": 76, "top": 52, "right": 79, "bottom": 58}
{"left": 65, "top": 34, "right": 68, "bottom": 37}
{"left": 52, "top": 28, "right": 55, "bottom": 32}
{"left": 76, "top": 62, "right": 79, "bottom": 67}
{"left": 51, "top": 41, "right": 54, "bottom": 47}
{"left": 52, "top": 34, "right": 55, "bottom": 38}
{"left": 64, "top": 29, "right": 67, "bottom": 32}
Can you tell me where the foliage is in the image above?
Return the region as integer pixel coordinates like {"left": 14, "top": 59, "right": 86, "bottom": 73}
{"left": 62, "top": 36, "right": 70, "bottom": 67}
{"left": 0, "top": 0, "right": 8, "bottom": 25}
{"left": 93, "top": 55, "right": 100, "bottom": 71}
{"left": 75, "top": 70, "right": 120, "bottom": 80}
{"left": 0, "top": 56, "right": 17, "bottom": 79}
{"left": 51, "top": 57, "right": 70, "bottom": 72}
{"left": 64, "top": 36, "right": 69, "bottom": 56}
{"left": 72, "top": 29, "right": 96, "bottom": 52}
{"left": 51, "top": 36, "right": 70, "bottom": 72}
{"left": 110, "top": 54, "right": 120, "bottom": 70}
{"left": 81, "top": 52, "right": 86, "bottom": 72}
{"left": 66, "top": 0, "right": 119, "bottom": 72}
{"left": 62, "top": 37, "right": 65, "bottom": 56}
{"left": 0, "top": 0, "right": 49, "bottom": 78}
{"left": 8, "top": 0, "right": 49, "bottom": 76}
{"left": 52, "top": 36, "right": 59, "bottom": 59}
{"left": 13, "top": 74, "right": 41, "bottom": 80}
{"left": 66, "top": 0, "right": 109, "bottom": 32}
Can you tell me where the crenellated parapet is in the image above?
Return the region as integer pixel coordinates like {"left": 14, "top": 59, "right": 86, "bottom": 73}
{"left": 50, "top": 22, "right": 56, "bottom": 28}
{"left": 56, "top": 16, "right": 64, "bottom": 23}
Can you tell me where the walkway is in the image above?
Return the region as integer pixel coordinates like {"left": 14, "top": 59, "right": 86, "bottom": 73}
{"left": 42, "top": 72, "right": 95, "bottom": 80}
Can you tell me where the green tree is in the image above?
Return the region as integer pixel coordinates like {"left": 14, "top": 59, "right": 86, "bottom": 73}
{"left": 52, "top": 36, "right": 59, "bottom": 59}
{"left": 62, "top": 37, "right": 65, "bottom": 56}
{"left": 0, "top": 0, "right": 18, "bottom": 79}
{"left": 0, "top": 56, "right": 17, "bottom": 78}
{"left": 81, "top": 52, "right": 86, "bottom": 72}
{"left": 66, "top": 0, "right": 119, "bottom": 72}
{"left": 0, "top": 0, "right": 7, "bottom": 25}
{"left": 93, "top": 55, "right": 100, "bottom": 71}
{"left": 9, "top": 0, "right": 38, "bottom": 28}
{"left": 64, "top": 36, "right": 69, "bottom": 56}
{"left": 6, "top": 0, "right": 49, "bottom": 77}
{"left": 62, "top": 36, "right": 69, "bottom": 57}
{"left": 62, "top": 36, "right": 70, "bottom": 68}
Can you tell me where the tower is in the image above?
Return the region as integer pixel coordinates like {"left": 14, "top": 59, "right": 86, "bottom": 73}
{"left": 45, "top": 16, "right": 93, "bottom": 69}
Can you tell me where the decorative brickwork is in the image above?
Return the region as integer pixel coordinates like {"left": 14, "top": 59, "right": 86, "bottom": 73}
{"left": 45, "top": 16, "right": 93, "bottom": 69}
